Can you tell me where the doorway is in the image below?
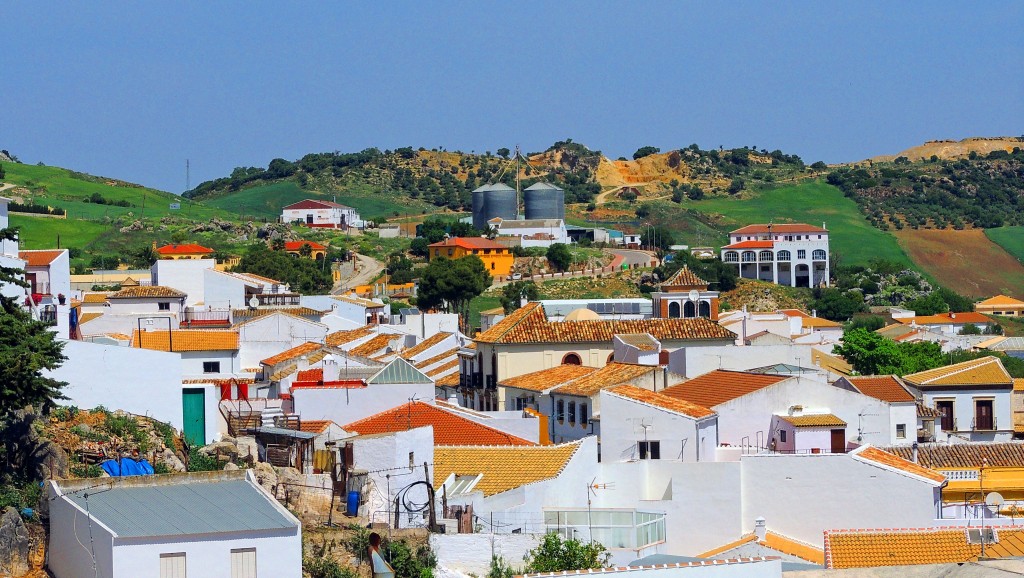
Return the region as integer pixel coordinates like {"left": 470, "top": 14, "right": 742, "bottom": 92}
{"left": 182, "top": 388, "right": 206, "bottom": 446}
{"left": 830, "top": 429, "right": 846, "bottom": 453}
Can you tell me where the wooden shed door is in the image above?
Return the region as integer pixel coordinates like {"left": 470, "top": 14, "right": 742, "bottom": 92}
{"left": 830, "top": 429, "right": 846, "bottom": 453}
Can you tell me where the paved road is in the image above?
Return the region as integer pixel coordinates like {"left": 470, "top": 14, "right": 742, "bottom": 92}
{"left": 332, "top": 253, "right": 385, "bottom": 294}
{"left": 608, "top": 248, "right": 658, "bottom": 268}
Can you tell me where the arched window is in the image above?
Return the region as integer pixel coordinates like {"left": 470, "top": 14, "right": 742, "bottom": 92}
{"left": 776, "top": 250, "right": 791, "bottom": 261}
{"left": 742, "top": 251, "right": 756, "bottom": 262}
{"left": 580, "top": 404, "right": 589, "bottom": 426}
{"left": 607, "top": 353, "right": 614, "bottom": 364}
{"left": 724, "top": 251, "right": 739, "bottom": 263}
{"left": 699, "top": 300, "right": 711, "bottom": 318}
{"left": 568, "top": 401, "right": 576, "bottom": 424}
{"left": 668, "top": 302, "right": 681, "bottom": 318}
{"left": 556, "top": 399, "right": 565, "bottom": 422}
{"left": 491, "top": 261, "right": 496, "bottom": 270}
{"left": 684, "top": 301, "right": 696, "bottom": 317}
{"left": 812, "top": 249, "right": 827, "bottom": 260}
{"left": 759, "top": 250, "right": 774, "bottom": 261}
{"left": 562, "top": 353, "right": 582, "bottom": 365}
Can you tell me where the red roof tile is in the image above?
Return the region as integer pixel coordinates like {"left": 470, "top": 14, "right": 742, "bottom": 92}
{"left": 18, "top": 250, "right": 65, "bottom": 266}
{"left": 155, "top": 243, "right": 214, "bottom": 255}
{"left": 731, "top": 223, "right": 828, "bottom": 234}
{"left": 284, "top": 241, "right": 327, "bottom": 251}
{"left": 428, "top": 237, "right": 507, "bottom": 250}
{"left": 343, "top": 401, "right": 534, "bottom": 446}
{"left": 845, "top": 375, "right": 915, "bottom": 403}
{"left": 297, "top": 368, "right": 323, "bottom": 382}
{"left": 608, "top": 385, "right": 715, "bottom": 419}
{"left": 661, "top": 370, "right": 790, "bottom": 407}
{"left": 721, "top": 241, "right": 775, "bottom": 249}
{"left": 299, "top": 419, "right": 335, "bottom": 434}
{"left": 261, "top": 342, "right": 322, "bottom": 366}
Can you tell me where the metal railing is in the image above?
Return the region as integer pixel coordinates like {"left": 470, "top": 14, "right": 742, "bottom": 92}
{"left": 971, "top": 417, "right": 997, "bottom": 431}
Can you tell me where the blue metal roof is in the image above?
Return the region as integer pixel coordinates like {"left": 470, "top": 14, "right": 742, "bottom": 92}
{"left": 63, "top": 478, "right": 297, "bottom": 538}
{"left": 368, "top": 358, "right": 433, "bottom": 385}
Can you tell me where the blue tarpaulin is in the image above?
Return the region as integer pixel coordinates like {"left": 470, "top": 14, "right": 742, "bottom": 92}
{"left": 100, "top": 458, "right": 155, "bottom": 477}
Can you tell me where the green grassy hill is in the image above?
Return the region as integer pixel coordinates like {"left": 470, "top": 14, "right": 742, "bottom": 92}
{"left": 202, "top": 180, "right": 433, "bottom": 221}
{"left": 987, "top": 226, "right": 1024, "bottom": 265}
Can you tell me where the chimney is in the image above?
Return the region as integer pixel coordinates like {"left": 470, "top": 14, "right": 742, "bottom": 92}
{"left": 447, "top": 394, "right": 459, "bottom": 407}
{"left": 754, "top": 517, "right": 767, "bottom": 541}
{"left": 911, "top": 442, "right": 919, "bottom": 463}
{"left": 812, "top": 309, "right": 817, "bottom": 318}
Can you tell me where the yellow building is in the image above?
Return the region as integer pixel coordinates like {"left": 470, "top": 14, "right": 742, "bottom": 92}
{"left": 977, "top": 294, "right": 1024, "bottom": 318}
{"left": 428, "top": 237, "right": 514, "bottom": 277}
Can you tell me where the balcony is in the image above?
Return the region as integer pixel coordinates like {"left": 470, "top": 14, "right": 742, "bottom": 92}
{"left": 486, "top": 375, "right": 497, "bottom": 389}
{"left": 971, "top": 417, "right": 997, "bottom": 431}
{"left": 181, "top": 309, "right": 231, "bottom": 328}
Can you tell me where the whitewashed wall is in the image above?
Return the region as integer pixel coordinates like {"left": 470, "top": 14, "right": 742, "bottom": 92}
{"left": 291, "top": 382, "right": 434, "bottom": 426}
{"left": 432, "top": 533, "right": 539, "bottom": 575}
{"left": 47, "top": 487, "right": 117, "bottom": 578}
{"left": 237, "top": 313, "right": 327, "bottom": 368}
{"left": 203, "top": 269, "right": 247, "bottom": 309}
{"left": 80, "top": 313, "right": 181, "bottom": 338}
{"left": 600, "top": 391, "right": 717, "bottom": 463}
{"left": 112, "top": 529, "right": 301, "bottom": 578}
{"left": 352, "top": 427, "right": 434, "bottom": 527}
{"left": 667, "top": 344, "right": 827, "bottom": 380}
{"left": 151, "top": 259, "right": 214, "bottom": 306}
{"left": 920, "top": 387, "right": 1013, "bottom": 442}
{"left": 180, "top": 350, "right": 238, "bottom": 379}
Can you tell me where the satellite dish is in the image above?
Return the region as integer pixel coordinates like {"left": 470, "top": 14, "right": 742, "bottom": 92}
{"left": 986, "top": 492, "right": 1005, "bottom": 507}
{"left": 248, "top": 296, "right": 259, "bottom": 308}
{"left": 688, "top": 289, "right": 700, "bottom": 302}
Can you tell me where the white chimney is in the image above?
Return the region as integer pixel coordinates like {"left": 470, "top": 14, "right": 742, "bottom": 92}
{"left": 447, "top": 394, "right": 459, "bottom": 407}
{"left": 754, "top": 517, "right": 767, "bottom": 541}
{"left": 912, "top": 442, "right": 919, "bottom": 464}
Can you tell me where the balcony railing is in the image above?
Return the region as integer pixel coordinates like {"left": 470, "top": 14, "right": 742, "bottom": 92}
{"left": 971, "top": 417, "right": 997, "bottom": 431}
{"left": 486, "top": 375, "right": 497, "bottom": 389}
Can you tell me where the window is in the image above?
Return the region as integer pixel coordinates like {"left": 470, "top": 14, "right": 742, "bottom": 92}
{"left": 812, "top": 249, "right": 827, "bottom": 260}
{"left": 638, "top": 441, "right": 660, "bottom": 460}
{"left": 203, "top": 361, "right": 220, "bottom": 374}
{"left": 556, "top": 399, "right": 565, "bottom": 422}
{"left": 759, "top": 250, "right": 773, "bottom": 261}
{"left": 472, "top": 250, "right": 479, "bottom": 254}
{"left": 562, "top": 353, "right": 582, "bottom": 365}
{"left": 668, "top": 302, "right": 681, "bottom": 318}
{"left": 723, "top": 251, "right": 738, "bottom": 263}
{"left": 779, "top": 430, "right": 787, "bottom": 443}
{"left": 776, "top": 250, "right": 791, "bottom": 261}
{"left": 160, "top": 553, "right": 186, "bottom": 578}
{"left": 741, "top": 251, "right": 756, "bottom": 262}
{"left": 936, "top": 400, "right": 954, "bottom": 431}
{"left": 491, "top": 262, "right": 495, "bottom": 270}
{"left": 158, "top": 302, "right": 170, "bottom": 311}
{"left": 797, "top": 249, "right": 806, "bottom": 259}
{"left": 580, "top": 403, "right": 588, "bottom": 426}
{"left": 447, "top": 249, "right": 454, "bottom": 256}
{"left": 409, "top": 452, "right": 415, "bottom": 469}
{"left": 230, "top": 548, "right": 257, "bottom": 578}
{"left": 568, "top": 401, "right": 576, "bottom": 425}
{"left": 896, "top": 424, "right": 906, "bottom": 439}
{"left": 975, "top": 399, "right": 994, "bottom": 430}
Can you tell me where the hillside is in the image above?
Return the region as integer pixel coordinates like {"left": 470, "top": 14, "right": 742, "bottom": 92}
{"left": 870, "top": 136, "right": 1024, "bottom": 163}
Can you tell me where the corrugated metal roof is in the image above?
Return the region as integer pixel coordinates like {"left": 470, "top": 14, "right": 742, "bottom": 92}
{"left": 253, "top": 426, "right": 317, "bottom": 439}
{"left": 368, "top": 358, "right": 433, "bottom": 385}
{"left": 63, "top": 479, "right": 296, "bottom": 538}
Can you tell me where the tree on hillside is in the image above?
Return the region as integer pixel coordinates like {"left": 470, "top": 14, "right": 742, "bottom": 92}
{"left": 633, "top": 146, "right": 660, "bottom": 160}
{"left": 416, "top": 256, "right": 491, "bottom": 329}
{"left": 659, "top": 251, "right": 737, "bottom": 292}
{"left": 500, "top": 281, "right": 540, "bottom": 314}
{"left": 546, "top": 243, "right": 572, "bottom": 272}
{"left": 811, "top": 288, "right": 866, "bottom": 321}
{"left": 233, "top": 243, "right": 332, "bottom": 294}
{"left": 833, "top": 328, "right": 943, "bottom": 376}
{"left": 497, "top": 148, "right": 510, "bottom": 159}
{"left": 641, "top": 226, "right": 675, "bottom": 252}
{"left": 410, "top": 237, "right": 430, "bottom": 257}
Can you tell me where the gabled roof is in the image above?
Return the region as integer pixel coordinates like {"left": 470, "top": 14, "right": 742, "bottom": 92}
{"left": 916, "top": 402, "right": 941, "bottom": 418}
{"left": 698, "top": 532, "right": 824, "bottom": 565}
{"left": 299, "top": 419, "right": 337, "bottom": 434}
{"left": 615, "top": 333, "right": 660, "bottom": 351}
{"left": 823, "top": 526, "right": 1024, "bottom": 569}
{"left": 476, "top": 302, "right": 734, "bottom": 344}
{"left": 433, "top": 442, "right": 583, "bottom": 496}
{"left": 902, "top": 356, "right": 1012, "bottom": 387}
{"left": 882, "top": 442, "right": 1024, "bottom": 468}
{"left": 660, "top": 370, "right": 790, "bottom": 408}
{"left": 849, "top": 445, "right": 945, "bottom": 485}
{"left": 414, "top": 347, "right": 461, "bottom": 370}
{"left": 260, "top": 342, "right": 322, "bottom": 366}
{"left": 661, "top": 266, "right": 708, "bottom": 288}
{"left": 500, "top": 365, "right": 600, "bottom": 393}
{"left": 978, "top": 294, "right": 1024, "bottom": 307}
{"left": 555, "top": 363, "right": 657, "bottom": 397}
{"left": 428, "top": 237, "right": 507, "bottom": 250}
{"left": 721, "top": 240, "right": 775, "bottom": 249}
{"left": 894, "top": 311, "right": 994, "bottom": 325}
{"left": 731, "top": 223, "right": 827, "bottom": 234}
{"left": 109, "top": 285, "right": 186, "bottom": 299}
{"left": 131, "top": 329, "right": 239, "bottom": 352}
{"left": 777, "top": 413, "right": 846, "bottom": 428}
{"left": 343, "top": 401, "right": 533, "bottom": 446}
{"left": 325, "top": 326, "right": 375, "bottom": 347}
{"left": 282, "top": 199, "right": 351, "bottom": 210}
{"left": 18, "top": 249, "right": 65, "bottom": 266}
{"left": 155, "top": 243, "right": 214, "bottom": 255}
{"left": 843, "top": 375, "right": 915, "bottom": 402}
{"left": 283, "top": 240, "right": 326, "bottom": 251}
{"left": 367, "top": 358, "right": 433, "bottom": 385}
{"left": 349, "top": 333, "right": 396, "bottom": 357}
{"left": 425, "top": 359, "right": 459, "bottom": 378}
{"left": 811, "top": 349, "right": 853, "bottom": 377}
{"left": 332, "top": 294, "right": 385, "bottom": 309}
{"left": 81, "top": 293, "right": 112, "bottom": 304}
{"left": 399, "top": 332, "right": 454, "bottom": 360}
{"left": 607, "top": 385, "right": 715, "bottom": 419}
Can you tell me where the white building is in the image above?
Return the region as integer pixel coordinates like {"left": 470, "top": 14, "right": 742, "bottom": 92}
{"left": 281, "top": 198, "right": 361, "bottom": 229}
{"left": 19, "top": 249, "right": 71, "bottom": 299}
{"left": 237, "top": 311, "right": 328, "bottom": 370}
{"left": 720, "top": 223, "right": 830, "bottom": 288}
{"left": 493, "top": 218, "right": 570, "bottom": 248}
{"left": 47, "top": 470, "right": 301, "bottom": 578}
{"left": 151, "top": 258, "right": 216, "bottom": 307}
{"left": 599, "top": 385, "right": 718, "bottom": 463}
{"left": 204, "top": 269, "right": 296, "bottom": 311}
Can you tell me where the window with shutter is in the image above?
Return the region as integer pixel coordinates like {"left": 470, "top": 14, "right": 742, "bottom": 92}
{"left": 231, "top": 548, "right": 257, "bottom": 578}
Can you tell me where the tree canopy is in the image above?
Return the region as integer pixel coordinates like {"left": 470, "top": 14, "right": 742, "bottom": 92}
{"left": 525, "top": 533, "right": 609, "bottom": 573}
{"left": 233, "top": 243, "right": 332, "bottom": 294}
{"left": 500, "top": 281, "right": 539, "bottom": 314}
{"left": 833, "top": 328, "right": 944, "bottom": 376}
{"left": 416, "top": 256, "right": 491, "bottom": 329}
{"left": 546, "top": 243, "right": 572, "bottom": 272}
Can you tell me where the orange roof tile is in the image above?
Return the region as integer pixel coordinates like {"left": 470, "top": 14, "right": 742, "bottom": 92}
{"left": 978, "top": 294, "right": 1024, "bottom": 307}
{"left": 732, "top": 223, "right": 827, "bottom": 234}
{"left": 79, "top": 312, "right": 103, "bottom": 324}
{"left": 777, "top": 413, "right": 846, "bottom": 427}
{"left": 851, "top": 446, "right": 945, "bottom": 484}
{"left": 696, "top": 535, "right": 757, "bottom": 558}
{"left": 661, "top": 370, "right": 790, "bottom": 408}
{"left": 109, "top": 285, "right": 186, "bottom": 299}
{"left": 895, "top": 311, "right": 994, "bottom": 325}
{"left": 662, "top": 266, "right": 708, "bottom": 288}
{"left": 801, "top": 316, "right": 842, "bottom": 329}
{"left": 425, "top": 359, "right": 459, "bottom": 378}
{"left": 1016, "top": 378, "right": 1024, "bottom": 392}
{"left": 325, "top": 326, "right": 375, "bottom": 347}
{"left": 434, "top": 442, "right": 582, "bottom": 496}
{"left": 845, "top": 375, "right": 914, "bottom": 402}
{"left": 349, "top": 333, "right": 395, "bottom": 357}
{"left": 824, "top": 527, "right": 1024, "bottom": 569}
{"left": 500, "top": 365, "right": 600, "bottom": 393}
{"left": 284, "top": 241, "right": 327, "bottom": 251}
{"left": 343, "top": 401, "right": 534, "bottom": 446}
{"left": 607, "top": 385, "right": 715, "bottom": 419}
{"left": 18, "top": 250, "right": 64, "bottom": 267}
{"left": 811, "top": 349, "right": 853, "bottom": 376}
{"left": 916, "top": 403, "right": 941, "bottom": 418}
{"left": 297, "top": 368, "right": 323, "bottom": 382}
{"left": 903, "top": 356, "right": 1012, "bottom": 387}
{"left": 414, "top": 348, "right": 460, "bottom": 370}
{"left": 882, "top": 442, "right": 1024, "bottom": 468}
{"left": 555, "top": 363, "right": 656, "bottom": 397}
{"left": 261, "top": 342, "right": 322, "bottom": 366}
{"left": 399, "top": 332, "right": 453, "bottom": 360}
{"left": 155, "top": 243, "right": 214, "bottom": 255}
{"left": 131, "top": 329, "right": 239, "bottom": 352}
{"left": 436, "top": 372, "right": 460, "bottom": 387}
{"left": 762, "top": 532, "right": 825, "bottom": 565}
{"left": 428, "top": 237, "right": 507, "bottom": 250}
{"left": 476, "top": 303, "right": 734, "bottom": 345}
{"left": 81, "top": 293, "right": 111, "bottom": 304}
{"left": 299, "top": 419, "right": 336, "bottom": 434}
{"left": 721, "top": 240, "right": 774, "bottom": 249}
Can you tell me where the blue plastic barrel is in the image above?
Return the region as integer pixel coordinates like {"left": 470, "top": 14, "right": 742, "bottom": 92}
{"left": 346, "top": 490, "right": 360, "bottom": 516}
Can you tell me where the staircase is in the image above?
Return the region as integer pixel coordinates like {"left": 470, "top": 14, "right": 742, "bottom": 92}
{"left": 261, "top": 406, "right": 285, "bottom": 427}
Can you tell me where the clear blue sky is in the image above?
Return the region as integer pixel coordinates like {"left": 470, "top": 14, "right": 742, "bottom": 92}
{"left": 4, "top": 2, "right": 1022, "bottom": 193}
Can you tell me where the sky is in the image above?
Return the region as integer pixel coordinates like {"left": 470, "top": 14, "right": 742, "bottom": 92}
{"left": 4, "top": 2, "right": 1022, "bottom": 193}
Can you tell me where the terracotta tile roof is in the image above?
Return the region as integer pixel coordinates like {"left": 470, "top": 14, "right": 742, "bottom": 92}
{"left": 299, "top": 419, "right": 336, "bottom": 434}
{"left": 607, "top": 385, "right": 715, "bottom": 419}
{"left": 661, "top": 370, "right": 790, "bottom": 408}
{"left": 332, "top": 294, "right": 385, "bottom": 308}
{"left": 414, "top": 348, "right": 461, "bottom": 370}
{"left": 325, "top": 326, "right": 375, "bottom": 347}
{"left": 109, "top": 285, "right": 186, "bottom": 299}
{"left": 344, "top": 401, "right": 534, "bottom": 446}
{"left": 721, "top": 240, "right": 775, "bottom": 249}
{"left": 903, "top": 356, "right": 1012, "bottom": 387}
{"left": 155, "top": 243, "right": 214, "bottom": 255}
{"left": 104, "top": 332, "right": 131, "bottom": 341}
{"left": 433, "top": 442, "right": 582, "bottom": 496}
{"left": 762, "top": 532, "right": 825, "bottom": 565}
{"left": 895, "top": 312, "right": 994, "bottom": 325}
{"left": 696, "top": 534, "right": 757, "bottom": 558}
{"left": 615, "top": 333, "right": 660, "bottom": 351}
{"left": 428, "top": 237, "right": 507, "bottom": 250}
{"left": 18, "top": 250, "right": 64, "bottom": 267}
{"left": 284, "top": 241, "right": 327, "bottom": 251}
{"left": 777, "top": 413, "right": 846, "bottom": 427}
{"left": 555, "top": 363, "right": 656, "bottom": 397}
{"left": 232, "top": 307, "right": 328, "bottom": 324}
{"left": 476, "top": 303, "right": 734, "bottom": 344}
{"left": 79, "top": 312, "right": 103, "bottom": 324}
{"left": 81, "top": 293, "right": 111, "bottom": 304}
{"left": 811, "top": 349, "right": 853, "bottom": 376}
{"left": 882, "top": 442, "right": 1024, "bottom": 468}
{"left": 500, "top": 365, "right": 600, "bottom": 393}
{"left": 1016, "top": 378, "right": 1024, "bottom": 392}
{"left": 662, "top": 266, "right": 708, "bottom": 288}
{"left": 978, "top": 295, "right": 1024, "bottom": 307}
{"left": 800, "top": 316, "right": 842, "bottom": 329}
{"left": 399, "top": 332, "right": 453, "bottom": 360}
{"left": 436, "top": 372, "right": 460, "bottom": 387}
{"left": 916, "top": 403, "right": 941, "bottom": 418}
{"left": 850, "top": 446, "right": 946, "bottom": 484}
{"left": 845, "top": 375, "right": 915, "bottom": 402}
{"left": 732, "top": 223, "right": 827, "bottom": 234}
{"left": 131, "top": 329, "right": 239, "bottom": 352}
{"left": 349, "top": 333, "right": 395, "bottom": 357}
{"left": 270, "top": 363, "right": 297, "bottom": 381}
{"left": 261, "top": 341, "right": 322, "bottom": 366}
{"left": 824, "top": 527, "right": 1024, "bottom": 569}
{"left": 425, "top": 359, "right": 459, "bottom": 378}
{"left": 297, "top": 368, "right": 323, "bottom": 382}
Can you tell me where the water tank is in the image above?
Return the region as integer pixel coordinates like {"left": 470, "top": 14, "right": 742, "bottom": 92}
{"left": 524, "top": 182, "right": 565, "bottom": 220}
{"left": 485, "top": 183, "right": 517, "bottom": 224}
{"left": 471, "top": 184, "right": 491, "bottom": 230}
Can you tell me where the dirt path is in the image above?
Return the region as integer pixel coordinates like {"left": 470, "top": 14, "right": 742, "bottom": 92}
{"left": 332, "top": 253, "right": 385, "bottom": 294}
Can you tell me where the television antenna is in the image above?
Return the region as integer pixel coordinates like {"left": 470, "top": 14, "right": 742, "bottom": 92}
{"left": 586, "top": 477, "right": 615, "bottom": 545}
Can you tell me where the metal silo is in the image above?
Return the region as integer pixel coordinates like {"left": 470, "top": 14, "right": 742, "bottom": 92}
{"left": 524, "top": 182, "right": 565, "bottom": 220}
{"left": 485, "top": 183, "right": 517, "bottom": 223}
{"left": 471, "top": 184, "right": 491, "bottom": 230}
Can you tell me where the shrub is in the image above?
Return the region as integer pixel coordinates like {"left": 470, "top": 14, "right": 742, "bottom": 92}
{"left": 304, "top": 557, "right": 359, "bottom": 578}
{"left": 187, "top": 448, "right": 220, "bottom": 472}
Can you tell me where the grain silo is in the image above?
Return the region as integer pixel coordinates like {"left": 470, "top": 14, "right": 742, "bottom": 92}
{"left": 485, "top": 183, "right": 518, "bottom": 224}
{"left": 471, "top": 184, "right": 492, "bottom": 230}
{"left": 524, "top": 182, "right": 565, "bottom": 221}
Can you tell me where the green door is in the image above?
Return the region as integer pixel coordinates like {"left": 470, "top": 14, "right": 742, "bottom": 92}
{"left": 182, "top": 388, "right": 206, "bottom": 446}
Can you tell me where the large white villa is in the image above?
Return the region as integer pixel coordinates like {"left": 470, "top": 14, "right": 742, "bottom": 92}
{"left": 721, "top": 223, "right": 830, "bottom": 287}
